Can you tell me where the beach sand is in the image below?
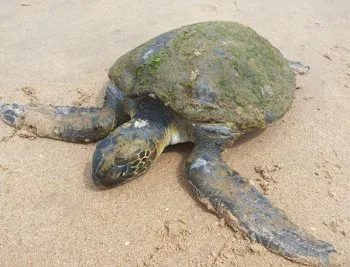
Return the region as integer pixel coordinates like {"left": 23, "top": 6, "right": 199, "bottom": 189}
{"left": 0, "top": 0, "right": 349, "bottom": 266}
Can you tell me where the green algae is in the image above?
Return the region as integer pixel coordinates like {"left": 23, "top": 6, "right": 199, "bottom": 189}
{"left": 108, "top": 21, "right": 295, "bottom": 134}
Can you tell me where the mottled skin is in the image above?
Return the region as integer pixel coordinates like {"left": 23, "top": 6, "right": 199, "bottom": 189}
{"left": 0, "top": 84, "right": 124, "bottom": 142}
{"left": 0, "top": 22, "right": 335, "bottom": 265}
{"left": 187, "top": 129, "right": 334, "bottom": 265}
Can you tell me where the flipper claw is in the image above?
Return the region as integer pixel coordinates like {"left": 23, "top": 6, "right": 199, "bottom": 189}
{"left": 0, "top": 102, "right": 26, "bottom": 127}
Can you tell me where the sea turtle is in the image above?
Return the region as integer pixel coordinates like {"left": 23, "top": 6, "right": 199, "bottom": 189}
{"left": 0, "top": 21, "right": 335, "bottom": 265}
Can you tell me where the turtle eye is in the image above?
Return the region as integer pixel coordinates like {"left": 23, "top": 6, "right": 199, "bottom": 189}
{"left": 111, "top": 162, "right": 131, "bottom": 178}
{"left": 114, "top": 157, "right": 129, "bottom": 166}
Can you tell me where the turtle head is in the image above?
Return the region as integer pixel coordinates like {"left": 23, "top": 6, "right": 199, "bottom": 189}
{"left": 92, "top": 129, "right": 158, "bottom": 187}
{"left": 92, "top": 96, "right": 168, "bottom": 187}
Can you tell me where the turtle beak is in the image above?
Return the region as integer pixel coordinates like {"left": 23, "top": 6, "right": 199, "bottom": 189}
{"left": 92, "top": 140, "right": 131, "bottom": 188}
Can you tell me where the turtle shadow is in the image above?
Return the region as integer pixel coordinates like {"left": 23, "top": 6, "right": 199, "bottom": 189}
{"left": 163, "top": 142, "right": 204, "bottom": 207}
{"left": 83, "top": 160, "right": 101, "bottom": 191}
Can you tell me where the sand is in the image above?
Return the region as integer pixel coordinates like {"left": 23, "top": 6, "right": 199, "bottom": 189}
{"left": 0, "top": 0, "right": 349, "bottom": 266}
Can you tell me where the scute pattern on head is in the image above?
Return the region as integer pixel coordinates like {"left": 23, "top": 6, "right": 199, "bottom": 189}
{"left": 109, "top": 21, "right": 295, "bottom": 135}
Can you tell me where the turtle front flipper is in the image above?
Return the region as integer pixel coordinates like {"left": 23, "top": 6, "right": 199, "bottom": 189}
{"left": 185, "top": 131, "right": 336, "bottom": 265}
{"left": 92, "top": 96, "right": 174, "bottom": 187}
{"left": 0, "top": 84, "right": 127, "bottom": 143}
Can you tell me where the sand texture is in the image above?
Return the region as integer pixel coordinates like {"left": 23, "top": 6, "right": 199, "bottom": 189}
{"left": 0, "top": 0, "right": 349, "bottom": 266}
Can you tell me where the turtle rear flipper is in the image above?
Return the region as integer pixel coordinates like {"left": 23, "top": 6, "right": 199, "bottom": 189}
{"left": 0, "top": 84, "right": 126, "bottom": 143}
{"left": 186, "top": 131, "right": 336, "bottom": 265}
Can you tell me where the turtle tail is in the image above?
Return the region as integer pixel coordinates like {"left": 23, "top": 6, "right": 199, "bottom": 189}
{"left": 185, "top": 133, "right": 335, "bottom": 265}
{"left": 0, "top": 84, "right": 126, "bottom": 143}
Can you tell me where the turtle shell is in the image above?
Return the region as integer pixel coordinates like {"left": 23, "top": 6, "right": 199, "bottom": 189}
{"left": 109, "top": 21, "right": 295, "bottom": 133}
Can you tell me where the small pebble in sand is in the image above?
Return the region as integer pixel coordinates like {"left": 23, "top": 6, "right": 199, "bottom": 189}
{"left": 249, "top": 244, "right": 262, "bottom": 254}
